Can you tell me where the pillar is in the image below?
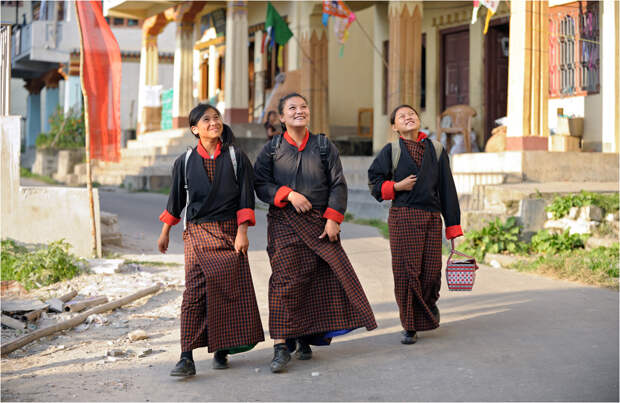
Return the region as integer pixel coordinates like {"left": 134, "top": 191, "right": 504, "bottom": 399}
{"left": 42, "top": 68, "right": 65, "bottom": 133}
{"left": 170, "top": 2, "right": 205, "bottom": 128}
{"left": 24, "top": 78, "right": 44, "bottom": 148}
{"left": 208, "top": 44, "right": 219, "bottom": 99}
{"left": 137, "top": 13, "right": 168, "bottom": 135}
{"left": 387, "top": 1, "right": 423, "bottom": 119}
{"left": 253, "top": 29, "right": 265, "bottom": 121}
{"left": 64, "top": 52, "right": 82, "bottom": 115}
{"left": 505, "top": 0, "right": 549, "bottom": 151}
{"left": 299, "top": 3, "right": 329, "bottom": 135}
{"left": 601, "top": 0, "right": 618, "bottom": 153}
{"left": 224, "top": 1, "right": 249, "bottom": 124}
{"left": 372, "top": 2, "right": 389, "bottom": 153}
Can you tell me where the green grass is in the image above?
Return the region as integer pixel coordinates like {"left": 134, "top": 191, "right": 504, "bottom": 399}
{"left": 20, "top": 167, "right": 59, "bottom": 185}
{"left": 509, "top": 243, "right": 619, "bottom": 289}
{"left": 1, "top": 239, "right": 84, "bottom": 290}
{"left": 124, "top": 259, "right": 181, "bottom": 267}
{"left": 344, "top": 213, "right": 389, "bottom": 239}
{"left": 135, "top": 186, "right": 170, "bottom": 195}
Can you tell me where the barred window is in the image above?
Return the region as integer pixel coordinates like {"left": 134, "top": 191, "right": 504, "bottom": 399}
{"left": 549, "top": 1, "right": 599, "bottom": 98}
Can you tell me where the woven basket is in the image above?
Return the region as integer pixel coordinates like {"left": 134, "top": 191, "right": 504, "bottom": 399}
{"left": 446, "top": 240, "right": 478, "bottom": 291}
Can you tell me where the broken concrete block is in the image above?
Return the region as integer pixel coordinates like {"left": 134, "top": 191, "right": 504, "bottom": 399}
{"left": 128, "top": 329, "right": 148, "bottom": 341}
{"left": 138, "top": 348, "right": 152, "bottom": 358}
{"left": 87, "top": 259, "right": 125, "bottom": 275}
{"left": 567, "top": 207, "right": 579, "bottom": 219}
{"left": 578, "top": 206, "right": 603, "bottom": 222}
{"left": 107, "top": 349, "right": 125, "bottom": 357}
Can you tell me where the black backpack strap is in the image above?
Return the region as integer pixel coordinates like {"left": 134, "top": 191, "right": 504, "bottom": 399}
{"left": 270, "top": 133, "right": 283, "bottom": 158}
{"left": 318, "top": 133, "right": 330, "bottom": 170}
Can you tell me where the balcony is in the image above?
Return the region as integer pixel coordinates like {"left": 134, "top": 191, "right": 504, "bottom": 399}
{"left": 11, "top": 20, "right": 80, "bottom": 79}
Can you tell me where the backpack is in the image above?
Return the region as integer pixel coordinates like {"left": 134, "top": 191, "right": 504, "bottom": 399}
{"left": 270, "top": 133, "right": 330, "bottom": 174}
{"left": 183, "top": 145, "right": 238, "bottom": 230}
{"left": 391, "top": 137, "right": 443, "bottom": 174}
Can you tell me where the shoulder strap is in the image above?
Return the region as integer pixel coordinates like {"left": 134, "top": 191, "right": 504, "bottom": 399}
{"left": 183, "top": 148, "right": 192, "bottom": 230}
{"left": 270, "top": 133, "right": 283, "bottom": 158}
{"left": 318, "top": 133, "right": 329, "bottom": 169}
{"left": 391, "top": 139, "right": 400, "bottom": 174}
{"left": 430, "top": 138, "right": 443, "bottom": 163}
{"left": 228, "top": 145, "right": 238, "bottom": 181}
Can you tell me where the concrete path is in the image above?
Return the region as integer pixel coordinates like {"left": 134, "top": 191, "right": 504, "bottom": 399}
{"left": 98, "top": 189, "right": 620, "bottom": 401}
{"left": 2, "top": 189, "right": 616, "bottom": 401}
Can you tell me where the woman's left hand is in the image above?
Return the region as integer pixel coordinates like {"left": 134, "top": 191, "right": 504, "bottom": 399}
{"left": 319, "top": 219, "right": 340, "bottom": 242}
{"left": 235, "top": 224, "right": 249, "bottom": 255}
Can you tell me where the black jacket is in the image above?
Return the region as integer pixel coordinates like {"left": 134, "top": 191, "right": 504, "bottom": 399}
{"left": 160, "top": 125, "right": 255, "bottom": 226}
{"left": 253, "top": 131, "right": 347, "bottom": 223}
{"left": 368, "top": 136, "right": 462, "bottom": 236}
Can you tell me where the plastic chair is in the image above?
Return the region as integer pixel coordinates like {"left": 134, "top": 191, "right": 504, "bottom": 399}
{"left": 436, "top": 105, "right": 477, "bottom": 153}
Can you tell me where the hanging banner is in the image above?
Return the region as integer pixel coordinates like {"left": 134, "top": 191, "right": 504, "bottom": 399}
{"left": 322, "top": 0, "right": 356, "bottom": 45}
{"left": 471, "top": 0, "right": 500, "bottom": 34}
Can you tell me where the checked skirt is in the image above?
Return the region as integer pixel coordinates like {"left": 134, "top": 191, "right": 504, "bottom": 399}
{"left": 266, "top": 206, "right": 377, "bottom": 341}
{"left": 388, "top": 206, "right": 442, "bottom": 332}
{"left": 181, "top": 220, "right": 264, "bottom": 353}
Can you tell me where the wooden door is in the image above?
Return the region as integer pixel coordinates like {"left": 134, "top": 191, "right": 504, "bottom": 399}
{"left": 441, "top": 28, "right": 469, "bottom": 110}
{"left": 484, "top": 21, "right": 509, "bottom": 142}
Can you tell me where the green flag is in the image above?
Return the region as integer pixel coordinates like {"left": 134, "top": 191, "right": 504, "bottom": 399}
{"left": 265, "top": 2, "right": 293, "bottom": 46}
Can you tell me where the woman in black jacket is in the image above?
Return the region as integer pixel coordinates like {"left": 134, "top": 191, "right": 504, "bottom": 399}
{"left": 158, "top": 104, "right": 264, "bottom": 377}
{"left": 254, "top": 93, "right": 377, "bottom": 373}
{"left": 368, "top": 104, "right": 463, "bottom": 345}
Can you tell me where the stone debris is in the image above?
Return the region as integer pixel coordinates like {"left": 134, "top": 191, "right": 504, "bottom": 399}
{"left": 87, "top": 259, "right": 126, "bottom": 275}
{"left": 311, "top": 372, "right": 320, "bottom": 377}
{"left": 128, "top": 329, "right": 148, "bottom": 341}
{"left": 138, "top": 348, "right": 152, "bottom": 358}
{"left": 106, "top": 349, "right": 125, "bottom": 357}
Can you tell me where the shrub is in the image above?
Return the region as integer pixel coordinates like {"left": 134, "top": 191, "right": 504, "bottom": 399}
{"left": 546, "top": 191, "right": 620, "bottom": 219}
{"left": 1, "top": 239, "right": 83, "bottom": 290}
{"left": 460, "top": 217, "right": 528, "bottom": 260}
{"left": 530, "top": 229, "right": 587, "bottom": 254}
{"left": 35, "top": 107, "right": 85, "bottom": 150}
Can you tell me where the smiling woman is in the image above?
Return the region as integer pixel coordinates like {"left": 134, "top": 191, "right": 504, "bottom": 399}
{"left": 157, "top": 103, "right": 264, "bottom": 377}
{"left": 254, "top": 92, "right": 377, "bottom": 374}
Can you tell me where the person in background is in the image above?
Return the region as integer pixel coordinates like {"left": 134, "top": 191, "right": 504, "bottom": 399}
{"left": 158, "top": 103, "right": 264, "bottom": 377}
{"left": 368, "top": 104, "right": 463, "bottom": 345}
{"left": 264, "top": 110, "right": 282, "bottom": 140}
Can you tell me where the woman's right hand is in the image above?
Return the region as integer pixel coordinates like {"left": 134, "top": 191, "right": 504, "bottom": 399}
{"left": 287, "top": 191, "right": 313, "bottom": 213}
{"left": 158, "top": 224, "right": 171, "bottom": 254}
{"left": 394, "top": 175, "right": 417, "bottom": 192}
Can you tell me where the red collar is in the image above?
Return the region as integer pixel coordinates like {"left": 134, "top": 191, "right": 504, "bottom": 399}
{"left": 197, "top": 140, "right": 222, "bottom": 159}
{"left": 400, "top": 131, "right": 427, "bottom": 142}
{"left": 283, "top": 129, "right": 310, "bottom": 151}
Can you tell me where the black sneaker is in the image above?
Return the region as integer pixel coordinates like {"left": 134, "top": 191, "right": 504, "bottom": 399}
{"left": 212, "top": 349, "right": 229, "bottom": 369}
{"left": 270, "top": 343, "right": 291, "bottom": 373}
{"left": 430, "top": 305, "right": 440, "bottom": 323}
{"left": 170, "top": 357, "right": 196, "bottom": 377}
{"left": 401, "top": 330, "right": 418, "bottom": 345}
{"left": 295, "top": 339, "right": 312, "bottom": 360}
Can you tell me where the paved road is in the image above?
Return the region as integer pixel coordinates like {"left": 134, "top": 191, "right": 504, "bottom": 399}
{"left": 95, "top": 188, "right": 620, "bottom": 401}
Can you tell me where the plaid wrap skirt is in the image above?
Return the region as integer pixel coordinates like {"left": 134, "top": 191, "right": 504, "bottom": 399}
{"left": 266, "top": 206, "right": 377, "bottom": 341}
{"left": 181, "top": 220, "right": 264, "bottom": 353}
{"left": 388, "top": 206, "right": 442, "bottom": 332}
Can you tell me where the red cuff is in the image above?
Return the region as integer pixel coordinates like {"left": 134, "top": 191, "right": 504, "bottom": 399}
{"left": 237, "top": 208, "right": 256, "bottom": 227}
{"left": 446, "top": 225, "right": 463, "bottom": 240}
{"left": 381, "top": 180, "right": 396, "bottom": 200}
{"left": 323, "top": 207, "right": 344, "bottom": 224}
{"left": 274, "top": 186, "right": 293, "bottom": 208}
{"left": 159, "top": 210, "right": 180, "bottom": 226}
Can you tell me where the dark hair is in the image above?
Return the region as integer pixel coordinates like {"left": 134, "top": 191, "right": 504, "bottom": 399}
{"left": 188, "top": 103, "right": 234, "bottom": 147}
{"left": 277, "top": 92, "right": 308, "bottom": 115}
{"left": 277, "top": 93, "right": 308, "bottom": 132}
{"left": 263, "top": 110, "right": 277, "bottom": 130}
{"left": 390, "top": 104, "right": 420, "bottom": 125}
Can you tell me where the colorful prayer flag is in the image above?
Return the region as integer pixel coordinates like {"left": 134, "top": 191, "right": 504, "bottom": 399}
{"left": 265, "top": 2, "right": 293, "bottom": 46}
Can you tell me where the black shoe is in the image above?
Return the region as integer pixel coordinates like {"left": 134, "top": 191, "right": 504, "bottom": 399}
{"left": 170, "top": 357, "right": 196, "bottom": 377}
{"left": 295, "top": 339, "right": 313, "bottom": 360}
{"left": 270, "top": 343, "right": 291, "bottom": 373}
{"left": 212, "top": 349, "right": 229, "bottom": 370}
{"left": 430, "top": 305, "right": 440, "bottom": 323}
{"left": 401, "top": 330, "right": 418, "bottom": 345}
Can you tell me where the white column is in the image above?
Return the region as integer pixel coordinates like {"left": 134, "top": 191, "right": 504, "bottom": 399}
{"left": 253, "top": 30, "right": 265, "bottom": 121}
{"left": 172, "top": 22, "right": 195, "bottom": 128}
{"left": 286, "top": 1, "right": 300, "bottom": 72}
{"left": 63, "top": 75, "right": 82, "bottom": 115}
{"left": 601, "top": 0, "right": 617, "bottom": 152}
{"left": 137, "top": 34, "right": 159, "bottom": 134}
{"left": 372, "top": 3, "right": 389, "bottom": 153}
{"left": 224, "top": 1, "right": 249, "bottom": 124}
{"left": 208, "top": 45, "right": 218, "bottom": 99}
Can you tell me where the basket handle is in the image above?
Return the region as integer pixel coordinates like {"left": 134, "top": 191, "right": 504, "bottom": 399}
{"left": 448, "top": 239, "right": 477, "bottom": 264}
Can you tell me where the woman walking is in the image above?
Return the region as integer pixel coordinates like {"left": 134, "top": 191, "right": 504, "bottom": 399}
{"left": 254, "top": 93, "right": 377, "bottom": 373}
{"left": 368, "top": 105, "right": 463, "bottom": 344}
{"left": 158, "top": 104, "right": 264, "bottom": 377}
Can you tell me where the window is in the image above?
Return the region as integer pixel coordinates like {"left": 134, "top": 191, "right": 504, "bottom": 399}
{"left": 113, "top": 17, "right": 124, "bottom": 26}
{"left": 127, "top": 19, "right": 138, "bottom": 27}
{"left": 549, "top": 1, "right": 599, "bottom": 97}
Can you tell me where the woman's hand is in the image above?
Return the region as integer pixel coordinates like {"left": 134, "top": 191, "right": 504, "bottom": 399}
{"left": 235, "top": 223, "right": 249, "bottom": 255}
{"left": 319, "top": 219, "right": 340, "bottom": 242}
{"left": 394, "top": 175, "right": 417, "bottom": 192}
{"left": 158, "top": 224, "right": 171, "bottom": 254}
{"left": 288, "top": 191, "right": 313, "bottom": 213}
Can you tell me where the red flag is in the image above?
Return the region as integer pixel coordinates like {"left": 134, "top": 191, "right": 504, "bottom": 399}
{"left": 76, "top": 1, "right": 121, "bottom": 162}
